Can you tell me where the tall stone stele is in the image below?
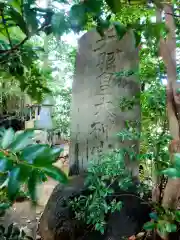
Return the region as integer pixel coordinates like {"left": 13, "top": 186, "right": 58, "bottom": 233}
{"left": 69, "top": 26, "right": 140, "bottom": 177}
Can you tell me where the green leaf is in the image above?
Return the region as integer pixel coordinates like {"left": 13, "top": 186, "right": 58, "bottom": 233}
{"left": 55, "top": 0, "right": 69, "bottom": 3}
{"left": 95, "top": 222, "right": 105, "bottom": 234}
{"left": 134, "top": 30, "right": 141, "bottom": 48}
{"left": 21, "top": 144, "right": 49, "bottom": 164}
{"left": 0, "top": 128, "right": 5, "bottom": 138}
{"left": 18, "top": 163, "right": 31, "bottom": 182}
{"left": 33, "top": 146, "right": 63, "bottom": 166}
{"left": 98, "top": 18, "right": 110, "bottom": 30}
{"left": 7, "top": 167, "right": 21, "bottom": 201}
{"left": 0, "top": 203, "right": 11, "bottom": 210}
{"left": 176, "top": 88, "right": 180, "bottom": 94}
{"left": 175, "top": 210, "right": 180, "bottom": 222}
{"left": 105, "top": 0, "right": 121, "bottom": 13}
{"left": 166, "top": 223, "right": 177, "bottom": 233}
{"left": 84, "top": 0, "right": 103, "bottom": 14}
{"left": 96, "top": 17, "right": 111, "bottom": 37}
{"left": 69, "top": 4, "right": 87, "bottom": 32}
{"left": 0, "top": 172, "right": 8, "bottom": 186}
{"left": 8, "top": 7, "right": 28, "bottom": 35}
{"left": 51, "top": 11, "right": 68, "bottom": 37}
{"left": 143, "top": 221, "right": 156, "bottom": 230}
{"left": 1, "top": 128, "right": 14, "bottom": 149}
{"left": 162, "top": 168, "right": 180, "bottom": 178}
{"left": 96, "top": 26, "right": 105, "bottom": 37}
{"left": 27, "top": 170, "right": 38, "bottom": 204}
{"left": 9, "top": 130, "right": 34, "bottom": 152}
{"left": 23, "top": 3, "right": 38, "bottom": 34}
{"left": 149, "top": 212, "right": 158, "bottom": 221}
{"left": 115, "top": 201, "right": 123, "bottom": 211}
{"left": 50, "top": 147, "right": 63, "bottom": 161}
{"left": 113, "top": 22, "right": 127, "bottom": 40}
{"left": 174, "top": 153, "right": 180, "bottom": 169}
{"left": 38, "top": 172, "right": 47, "bottom": 183}
{"left": 0, "top": 158, "right": 13, "bottom": 172}
{"left": 43, "top": 166, "right": 68, "bottom": 183}
{"left": 100, "top": 226, "right": 105, "bottom": 235}
{"left": 8, "top": 0, "right": 22, "bottom": 13}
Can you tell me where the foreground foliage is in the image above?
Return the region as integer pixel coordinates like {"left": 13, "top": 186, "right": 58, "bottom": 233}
{"left": 0, "top": 128, "right": 68, "bottom": 210}
{"left": 70, "top": 151, "right": 180, "bottom": 236}
{"left": 70, "top": 151, "right": 150, "bottom": 234}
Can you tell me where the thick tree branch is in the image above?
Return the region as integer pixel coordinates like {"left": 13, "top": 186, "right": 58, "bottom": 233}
{"left": 0, "top": 36, "right": 28, "bottom": 54}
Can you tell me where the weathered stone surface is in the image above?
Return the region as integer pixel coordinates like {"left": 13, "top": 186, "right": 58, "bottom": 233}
{"left": 39, "top": 175, "right": 151, "bottom": 240}
{"left": 38, "top": 175, "right": 87, "bottom": 240}
{"left": 69, "top": 27, "right": 140, "bottom": 176}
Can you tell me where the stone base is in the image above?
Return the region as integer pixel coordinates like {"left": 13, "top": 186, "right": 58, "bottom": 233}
{"left": 38, "top": 175, "right": 152, "bottom": 240}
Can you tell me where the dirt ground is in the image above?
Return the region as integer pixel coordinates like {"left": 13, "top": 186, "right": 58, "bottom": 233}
{"left": 0, "top": 164, "right": 69, "bottom": 239}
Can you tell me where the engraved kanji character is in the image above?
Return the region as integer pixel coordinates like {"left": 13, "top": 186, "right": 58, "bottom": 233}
{"left": 96, "top": 52, "right": 106, "bottom": 72}
{"left": 93, "top": 37, "right": 106, "bottom": 52}
{"left": 106, "top": 52, "right": 115, "bottom": 71}
{"left": 90, "top": 122, "right": 105, "bottom": 138}
{"left": 96, "top": 72, "right": 113, "bottom": 93}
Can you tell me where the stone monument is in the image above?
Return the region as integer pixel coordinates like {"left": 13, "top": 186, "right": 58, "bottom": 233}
{"left": 69, "top": 26, "right": 140, "bottom": 176}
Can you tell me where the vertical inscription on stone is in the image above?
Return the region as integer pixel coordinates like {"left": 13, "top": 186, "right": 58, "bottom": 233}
{"left": 70, "top": 27, "right": 139, "bottom": 174}
{"left": 89, "top": 36, "right": 122, "bottom": 156}
{"left": 96, "top": 52, "right": 106, "bottom": 72}
{"left": 106, "top": 52, "right": 116, "bottom": 71}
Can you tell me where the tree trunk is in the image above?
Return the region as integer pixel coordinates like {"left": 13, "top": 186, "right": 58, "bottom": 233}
{"left": 156, "top": 0, "right": 180, "bottom": 215}
{"left": 159, "top": 4, "right": 180, "bottom": 210}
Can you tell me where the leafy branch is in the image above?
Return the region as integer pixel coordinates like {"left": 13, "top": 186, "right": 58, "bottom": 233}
{"left": 70, "top": 151, "right": 139, "bottom": 233}
{"left": 0, "top": 23, "right": 50, "bottom": 55}
{"left": 0, "top": 128, "right": 68, "bottom": 206}
{"left": 1, "top": 10, "right": 13, "bottom": 49}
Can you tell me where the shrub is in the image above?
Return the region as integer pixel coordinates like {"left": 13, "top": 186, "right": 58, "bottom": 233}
{"left": 70, "top": 150, "right": 150, "bottom": 234}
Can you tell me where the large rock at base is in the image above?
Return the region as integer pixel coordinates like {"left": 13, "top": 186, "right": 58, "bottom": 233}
{"left": 38, "top": 175, "right": 87, "bottom": 240}
{"left": 39, "top": 175, "right": 151, "bottom": 240}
